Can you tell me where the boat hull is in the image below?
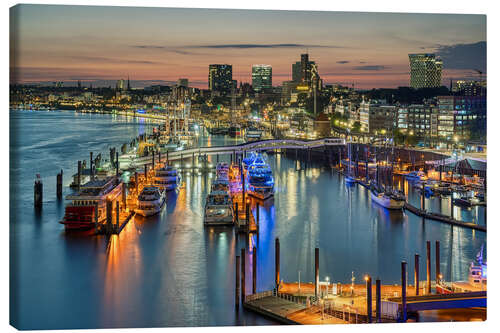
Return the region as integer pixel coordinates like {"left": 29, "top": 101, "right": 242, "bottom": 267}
{"left": 371, "top": 192, "right": 405, "bottom": 210}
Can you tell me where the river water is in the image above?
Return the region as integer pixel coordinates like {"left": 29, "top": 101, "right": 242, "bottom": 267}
{"left": 10, "top": 110, "right": 486, "bottom": 329}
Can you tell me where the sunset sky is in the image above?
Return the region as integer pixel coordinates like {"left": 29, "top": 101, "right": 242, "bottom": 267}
{"left": 10, "top": 4, "right": 486, "bottom": 89}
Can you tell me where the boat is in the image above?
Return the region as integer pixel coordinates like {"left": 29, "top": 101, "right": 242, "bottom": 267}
{"left": 246, "top": 153, "right": 274, "bottom": 200}
{"left": 436, "top": 245, "right": 487, "bottom": 294}
{"left": 228, "top": 125, "right": 241, "bottom": 138}
{"left": 60, "top": 176, "right": 122, "bottom": 230}
{"left": 242, "top": 152, "right": 257, "bottom": 174}
{"left": 405, "top": 170, "right": 427, "bottom": 181}
{"left": 370, "top": 182, "right": 405, "bottom": 210}
{"left": 453, "top": 196, "right": 480, "bottom": 207}
{"left": 135, "top": 186, "right": 166, "bottom": 217}
{"left": 245, "top": 127, "right": 262, "bottom": 141}
{"left": 345, "top": 142, "right": 356, "bottom": 185}
{"left": 154, "top": 165, "right": 179, "bottom": 191}
{"left": 216, "top": 162, "right": 229, "bottom": 180}
{"left": 203, "top": 190, "right": 234, "bottom": 225}
{"left": 211, "top": 178, "right": 230, "bottom": 194}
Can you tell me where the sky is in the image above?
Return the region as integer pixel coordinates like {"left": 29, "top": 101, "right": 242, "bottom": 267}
{"left": 9, "top": 4, "right": 487, "bottom": 89}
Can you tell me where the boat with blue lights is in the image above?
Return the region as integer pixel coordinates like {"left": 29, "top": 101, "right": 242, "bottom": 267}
{"left": 154, "top": 165, "right": 179, "bottom": 191}
{"left": 246, "top": 153, "right": 274, "bottom": 200}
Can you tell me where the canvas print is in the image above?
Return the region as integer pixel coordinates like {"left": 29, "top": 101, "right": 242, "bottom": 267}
{"left": 9, "top": 4, "right": 486, "bottom": 330}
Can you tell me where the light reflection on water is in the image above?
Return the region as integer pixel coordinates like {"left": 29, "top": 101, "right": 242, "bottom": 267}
{"left": 10, "top": 110, "right": 486, "bottom": 329}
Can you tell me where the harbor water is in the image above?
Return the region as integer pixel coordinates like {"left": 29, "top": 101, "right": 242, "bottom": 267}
{"left": 10, "top": 110, "right": 487, "bottom": 329}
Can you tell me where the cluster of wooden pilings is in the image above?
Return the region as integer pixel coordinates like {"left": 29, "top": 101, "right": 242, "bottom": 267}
{"left": 240, "top": 238, "right": 445, "bottom": 323}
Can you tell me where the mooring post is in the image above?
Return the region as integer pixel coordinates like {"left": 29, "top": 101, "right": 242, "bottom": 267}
{"left": 256, "top": 202, "right": 260, "bottom": 229}
{"left": 451, "top": 199, "right": 454, "bottom": 220}
{"left": 134, "top": 172, "right": 138, "bottom": 193}
{"left": 77, "top": 160, "right": 82, "bottom": 190}
{"left": 167, "top": 150, "right": 169, "bottom": 165}
{"left": 235, "top": 255, "right": 240, "bottom": 310}
{"left": 90, "top": 151, "right": 93, "bottom": 178}
{"left": 315, "top": 247, "right": 319, "bottom": 298}
{"left": 252, "top": 246, "right": 257, "bottom": 294}
{"left": 426, "top": 241, "right": 431, "bottom": 294}
{"left": 366, "top": 275, "right": 372, "bottom": 323}
{"left": 241, "top": 248, "right": 246, "bottom": 304}
{"left": 144, "top": 164, "right": 148, "bottom": 181}
{"left": 94, "top": 202, "right": 99, "bottom": 234}
{"left": 106, "top": 199, "right": 112, "bottom": 233}
{"left": 415, "top": 254, "right": 420, "bottom": 296}
{"left": 375, "top": 279, "right": 381, "bottom": 323}
{"left": 245, "top": 200, "right": 250, "bottom": 225}
{"left": 235, "top": 202, "right": 239, "bottom": 224}
{"left": 435, "top": 240, "right": 440, "bottom": 284}
{"left": 34, "top": 176, "right": 43, "bottom": 209}
{"left": 421, "top": 185, "right": 425, "bottom": 211}
{"left": 401, "top": 261, "right": 407, "bottom": 322}
{"left": 115, "top": 200, "right": 120, "bottom": 232}
{"left": 115, "top": 152, "right": 119, "bottom": 184}
{"left": 152, "top": 150, "right": 155, "bottom": 170}
{"left": 122, "top": 183, "right": 127, "bottom": 211}
{"left": 275, "top": 238, "right": 280, "bottom": 290}
{"left": 56, "top": 171, "right": 63, "bottom": 200}
{"left": 158, "top": 151, "right": 161, "bottom": 164}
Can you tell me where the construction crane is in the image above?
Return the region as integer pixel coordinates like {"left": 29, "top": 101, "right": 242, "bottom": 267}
{"left": 474, "top": 69, "right": 484, "bottom": 84}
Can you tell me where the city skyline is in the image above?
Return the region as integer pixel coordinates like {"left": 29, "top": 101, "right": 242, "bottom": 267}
{"left": 10, "top": 5, "right": 486, "bottom": 89}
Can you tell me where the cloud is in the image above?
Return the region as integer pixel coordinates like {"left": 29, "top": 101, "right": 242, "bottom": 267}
{"left": 353, "top": 65, "right": 389, "bottom": 71}
{"left": 435, "top": 41, "right": 486, "bottom": 72}
{"left": 336, "top": 61, "right": 350, "bottom": 64}
{"left": 66, "top": 55, "right": 162, "bottom": 65}
{"left": 187, "top": 43, "right": 338, "bottom": 49}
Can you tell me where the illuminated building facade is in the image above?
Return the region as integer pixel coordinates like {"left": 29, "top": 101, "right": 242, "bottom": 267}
{"left": 408, "top": 53, "right": 443, "bottom": 89}
{"left": 208, "top": 64, "right": 233, "bottom": 95}
{"left": 252, "top": 64, "right": 272, "bottom": 92}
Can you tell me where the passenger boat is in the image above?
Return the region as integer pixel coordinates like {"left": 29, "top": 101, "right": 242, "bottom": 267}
{"left": 370, "top": 182, "right": 405, "bottom": 210}
{"left": 436, "top": 245, "right": 487, "bottom": 294}
{"left": 245, "top": 127, "right": 262, "bottom": 141}
{"left": 405, "top": 170, "right": 427, "bottom": 181}
{"left": 203, "top": 190, "right": 234, "bottom": 225}
{"left": 228, "top": 125, "right": 241, "bottom": 137}
{"left": 154, "top": 165, "right": 179, "bottom": 191}
{"left": 135, "top": 186, "right": 166, "bottom": 217}
{"left": 60, "top": 176, "right": 122, "bottom": 230}
{"left": 211, "top": 178, "right": 230, "bottom": 194}
{"left": 246, "top": 153, "right": 274, "bottom": 200}
{"left": 242, "top": 152, "right": 257, "bottom": 174}
{"left": 216, "top": 162, "right": 229, "bottom": 180}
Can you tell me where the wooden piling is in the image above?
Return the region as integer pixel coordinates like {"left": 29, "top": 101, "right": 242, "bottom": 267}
{"left": 241, "top": 248, "right": 246, "bottom": 304}
{"left": 144, "top": 164, "right": 148, "bottom": 181}
{"left": 275, "top": 238, "right": 280, "bottom": 289}
{"left": 115, "top": 201, "right": 120, "bottom": 231}
{"left": 56, "top": 171, "right": 63, "bottom": 199}
{"left": 414, "top": 254, "right": 420, "bottom": 296}
{"left": 235, "top": 255, "right": 240, "bottom": 310}
{"left": 122, "top": 183, "right": 127, "bottom": 211}
{"left": 401, "top": 261, "right": 407, "bottom": 322}
{"left": 77, "top": 160, "right": 82, "bottom": 190}
{"left": 90, "top": 152, "right": 93, "bottom": 178}
{"left": 366, "top": 275, "right": 372, "bottom": 323}
{"left": 375, "top": 279, "right": 381, "bottom": 323}
{"left": 252, "top": 246, "right": 257, "bottom": 294}
{"left": 426, "top": 241, "right": 431, "bottom": 294}
{"left": 435, "top": 240, "right": 440, "bottom": 284}
{"left": 314, "top": 247, "right": 319, "bottom": 298}
{"left": 34, "top": 176, "right": 43, "bottom": 209}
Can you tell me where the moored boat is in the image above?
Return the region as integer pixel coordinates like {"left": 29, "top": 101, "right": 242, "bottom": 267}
{"left": 60, "top": 176, "right": 122, "bottom": 230}
{"left": 154, "top": 165, "right": 179, "bottom": 191}
{"left": 246, "top": 153, "right": 274, "bottom": 200}
{"left": 370, "top": 182, "right": 405, "bottom": 210}
{"left": 203, "top": 190, "right": 234, "bottom": 225}
{"left": 135, "top": 186, "right": 166, "bottom": 217}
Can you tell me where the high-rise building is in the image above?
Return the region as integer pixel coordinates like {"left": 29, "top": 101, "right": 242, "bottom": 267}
{"left": 252, "top": 64, "right": 272, "bottom": 92}
{"left": 408, "top": 54, "right": 443, "bottom": 89}
{"left": 292, "top": 61, "right": 301, "bottom": 83}
{"left": 208, "top": 64, "right": 232, "bottom": 95}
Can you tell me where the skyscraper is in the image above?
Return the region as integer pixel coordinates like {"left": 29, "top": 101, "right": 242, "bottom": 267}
{"left": 208, "top": 64, "right": 232, "bottom": 94}
{"left": 301, "top": 53, "right": 311, "bottom": 85}
{"left": 408, "top": 54, "right": 443, "bottom": 89}
{"left": 292, "top": 61, "right": 301, "bottom": 83}
{"left": 251, "top": 64, "right": 272, "bottom": 92}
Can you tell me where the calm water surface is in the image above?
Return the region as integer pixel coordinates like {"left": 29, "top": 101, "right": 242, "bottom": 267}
{"left": 10, "top": 110, "right": 486, "bottom": 329}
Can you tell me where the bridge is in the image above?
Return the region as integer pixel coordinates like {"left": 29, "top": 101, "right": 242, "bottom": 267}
{"left": 382, "top": 291, "right": 486, "bottom": 317}
{"left": 119, "top": 138, "right": 346, "bottom": 166}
